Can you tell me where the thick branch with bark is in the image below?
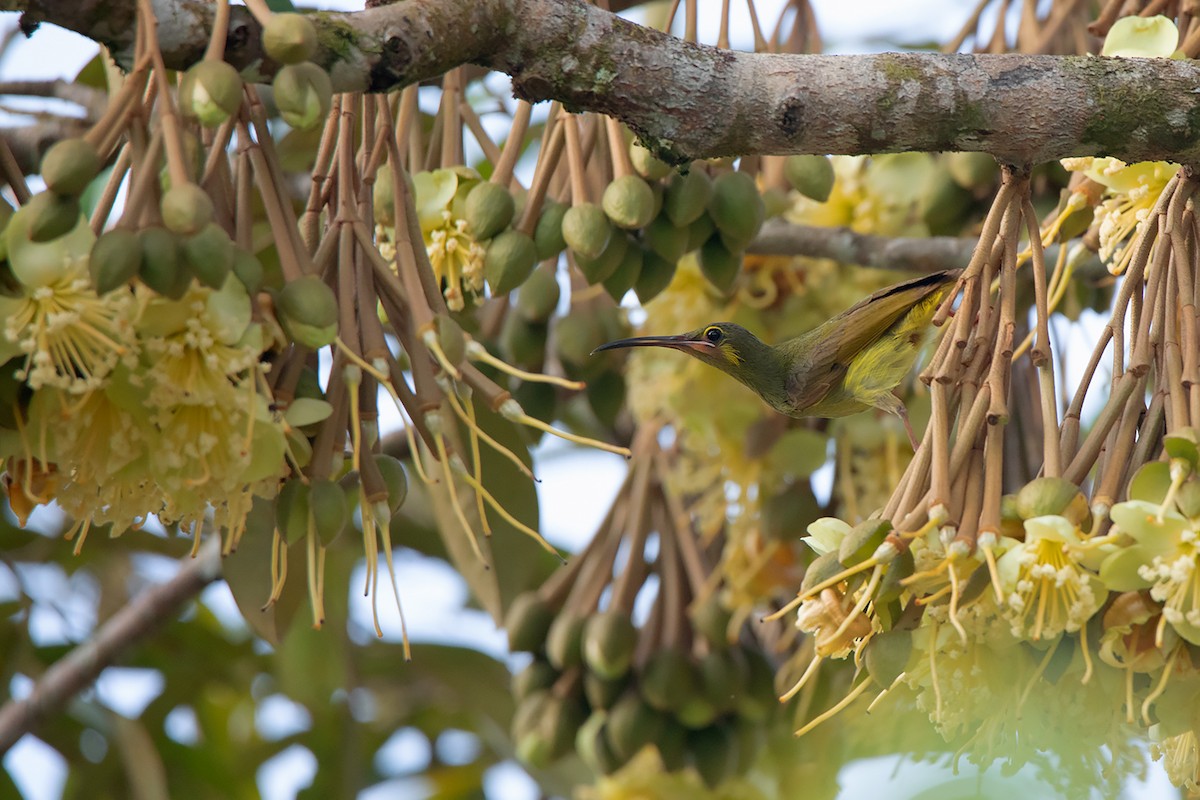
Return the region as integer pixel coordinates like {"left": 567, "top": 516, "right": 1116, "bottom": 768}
{"left": 4, "top": 0, "right": 1200, "bottom": 165}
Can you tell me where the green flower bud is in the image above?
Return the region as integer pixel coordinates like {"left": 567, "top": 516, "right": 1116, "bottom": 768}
{"left": 139, "top": 226, "right": 190, "bottom": 299}
{"left": 561, "top": 203, "right": 611, "bottom": 260}
{"left": 40, "top": 137, "right": 101, "bottom": 197}
{"left": 262, "top": 13, "right": 319, "bottom": 65}
{"left": 182, "top": 222, "right": 235, "bottom": 289}
{"left": 463, "top": 181, "right": 516, "bottom": 240}
{"left": 179, "top": 60, "right": 243, "bottom": 127}
{"left": 784, "top": 154, "right": 835, "bottom": 202}
{"left": 274, "top": 62, "right": 332, "bottom": 131}
{"left": 277, "top": 275, "right": 338, "bottom": 348}
{"left": 601, "top": 174, "right": 656, "bottom": 230}
{"left": 161, "top": 183, "right": 215, "bottom": 236}
{"left": 89, "top": 228, "right": 141, "bottom": 294}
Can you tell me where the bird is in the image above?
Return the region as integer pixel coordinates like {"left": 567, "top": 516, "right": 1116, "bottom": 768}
{"left": 592, "top": 269, "right": 961, "bottom": 450}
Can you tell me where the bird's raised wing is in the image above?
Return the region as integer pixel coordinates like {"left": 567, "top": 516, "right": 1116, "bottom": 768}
{"left": 780, "top": 269, "right": 959, "bottom": 412}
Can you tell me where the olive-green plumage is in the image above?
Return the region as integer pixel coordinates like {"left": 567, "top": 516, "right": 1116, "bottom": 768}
{"left": 593, "top": 269, "right": 960, "bottom": 447}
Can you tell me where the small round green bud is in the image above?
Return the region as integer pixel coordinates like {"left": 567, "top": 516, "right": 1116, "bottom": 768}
{"left": 261, "top": 13, "right": 319, "bottom": 65}
{"left": 180, "top": 60, "right": 243, "bottom": 127}
{"left": 161, "top": 184, "right": 214, "bottom": 236}
{"left": 89, "top": 228, "right": 141, "bottom": 294}
{"left": 40, "top": 138, "right": 101, "bottom": 197}
{"left": 277, "top": 275, "right": 338, "bottom": 348}
{"left": 274, "top": 62, "right": 332, "bottom": 131}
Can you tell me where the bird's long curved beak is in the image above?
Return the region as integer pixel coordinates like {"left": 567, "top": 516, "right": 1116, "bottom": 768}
{"left": 592, "top": 334, "right": 709, "bottom": 355}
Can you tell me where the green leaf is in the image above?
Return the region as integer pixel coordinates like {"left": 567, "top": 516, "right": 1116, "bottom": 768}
{"left": 1128, "top": 461, "right": 1171, "bottom": 504}
{"left": 222, "top": 497, "right": 305, "bottom": 645}
{"left": 766, "top": 428, "right": 829, "bottom": 477}
{"left": 283, "top": 397, "right": 333, "bottom": 428}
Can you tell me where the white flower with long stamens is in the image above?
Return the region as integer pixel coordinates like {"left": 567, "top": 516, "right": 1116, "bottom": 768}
{"left": 997, "top": 515, "right": 1104, "bottom": 642}
{"left": 0, "top": 266, "right": 136, "bottom": 395}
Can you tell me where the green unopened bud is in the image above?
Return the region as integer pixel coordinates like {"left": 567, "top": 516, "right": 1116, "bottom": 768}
{"left": 708, "top": 170, "right": 764, "bottom": 245}
{"left": 533, "top": 200, "right": 569, "bottom": 260}
{"left": 698, "top": 235, "right": 739, "bottom": 292}
{"left": 138, "top": 226, "right": 190, "bottom": 299}
{"left": 276, "top": 477, "right": 311, "bottom": 545}
{"left": 161, "top": 184, "right": 214, "bottom": 236}
{"left": 24, "top": 191, "right": 80, "bottom": 243}
{"left": 643, "top": 213, "right": 689, "bottom": 263}
{"left": 274, "top": 62, "right": 332, "bottom": 131}
{"left": 232, "top": 248, "right": 264, "bottom": 293}
{"left": 40, "top": 138, "right": 101, "bottom": 197}
{"left": 574, "top": 229, "right": 627, "bottom": 285}
{"left": 277, "top": 275, "right": 338, "bottom": 348}
{"left": 180, "top": 60, "right": 243, "bottom": 127}
{"left": 262, "top": 13, "right": 319, "bottom": 65}
{"left": 308, "top": 478, "right": 348, "bottom": 546}
{"left": 515, "top": 266, "right": 560, "bottom": 323}
{"left": 601, "top": 175, "right": 656, "bottom": 230}
{"left": 663, "top": 168, "right": 712, "bottom": 227}
{"left": 89, "top": 228, "right": 141, "bottom": 294}
{"left": 784, "top": 154, "right": 835, "bottom": 202}
{"left": 182, "top": 222, "right": 235, "bottom": 289}
{"left": 484, "top": 229, "right": 538, "bottom": 294}
{"left": 6, "top": 196, "right": 93, "bottom": 288}
{"left": 629, "top": 141, "right": 671, "bottom": 180}
{"left": 634, "top": 250, "right": 675, "bottom": 304}
{"left": 464, "top": 181, "right": 516, "bottom": 240}
{"left": 561, "top": 203, "right": 611, "bottom": 260}
{"left": 373, "top": 453, "right": 408, "bottom": 513}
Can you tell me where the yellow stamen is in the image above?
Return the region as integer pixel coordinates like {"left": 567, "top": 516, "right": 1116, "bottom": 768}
{"left": 421, "top": 326, "right": 463, "bottom": 381}
{"left": 451, "top": 456, "right": 564, "bottom": 562}
{"left": 432, "top": 431, "right": 487, "bottom": 564}
{"left": 866, "top": 671, "right": 907, "bottom": 714}
{"left": 499, "top": 400, "right": 631, "bottom": 458}
{"left": 1080, "top": 618, "right": 1094, "bottom": 685}
{"left": 947, "top": 561, "right": 968, "bottom": 646}
{"left": 466, "top": 339, "right": 583, "bottom": 390}
{"left": 1141, "top": 646, "right": 1178, "bottom": 726}
{"left": 372, "top": 503, "right": 412, "bottom": 660}
{"left": 794, "top": 677, "right": 871, "bottom": 738}
{"left": 981, "top": 540, "right": 1005, "bottom": 604}
{"left": 443, "top": 387, "right": 537, "bottom": 482}
{"left": 780, "top": 654, "right": 823, "bottom": 703}
{"left": 828, "top": 563, "right": 884, "bottom": 644}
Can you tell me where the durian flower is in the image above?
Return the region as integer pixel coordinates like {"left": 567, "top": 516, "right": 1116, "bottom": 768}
{"left": 1108, "top": 500, "right": 1200, "bottom": 645}
{"left": 1059, "top": 157, "right": 1177, "bottom": 275}
{"left": 997, "top": 514, "right": 1104, "bottom": 641}
{"left": 0, "top": 263, "right": 136, "bottom": 395}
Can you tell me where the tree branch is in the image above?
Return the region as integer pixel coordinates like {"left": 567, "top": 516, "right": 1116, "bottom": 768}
{"left": 0, "top": 539, "right": 223, "bottom": 755}
{"left": 6, "top": 0, "right": 1200, "bottom": 165}
{"left": 746, "top": 218, "right": 1108, "bottom": 278}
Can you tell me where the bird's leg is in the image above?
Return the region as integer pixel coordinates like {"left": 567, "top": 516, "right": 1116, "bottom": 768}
{"left": 876, "top": 392, "right": 919, "bottom": 451}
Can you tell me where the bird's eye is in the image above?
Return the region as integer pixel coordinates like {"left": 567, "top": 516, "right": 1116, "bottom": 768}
{"left": 704, "top": 327, "right": 722, "bottom": 343}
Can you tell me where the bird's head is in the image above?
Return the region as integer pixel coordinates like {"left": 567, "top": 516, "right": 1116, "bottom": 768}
{"left": 593, "top": 322, "right": 766, "bottom": 381}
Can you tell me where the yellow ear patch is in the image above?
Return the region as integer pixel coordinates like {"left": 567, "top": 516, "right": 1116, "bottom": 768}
{"left": 719, "top": 341, "right": 742, "bottom": 366}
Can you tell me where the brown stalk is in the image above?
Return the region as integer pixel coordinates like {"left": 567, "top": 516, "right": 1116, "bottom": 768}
{"left": 1063, "top": 371, "right": 1143, "bottom": 484}
{"left": 944, "top": 0, "right": 992, "bottom": 53}
{"left": 605, "top": 116, "right": 634, "bottom": 179}
{"left": 1058, "top": 325, "right": 1113, "bottom": 464}
{"left": 1090, "top": 379, "right": 1149, "bottom": 512}
{"left": 88, "top": 143, "right": 131, "bottom": 234}
{"left": 1163, "top": 256, "right": 1189, "bottom": 429}
{"left": 515, "top": 105, "right": 565, "bottom": 234}
{"left": 489, "top": 100, "right": 532, "bottom": 188}
{"left": 301, "top": 96, "right": 342, "bottom": 250}
{"left": 1022, "top": 197, "right": 1061, "bottom": 475}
